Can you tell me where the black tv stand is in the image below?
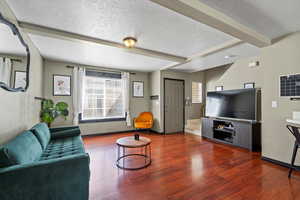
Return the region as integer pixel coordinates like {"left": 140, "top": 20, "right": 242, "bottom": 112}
{"left": 202, "top": 117, "right": 261, "bottom": 151}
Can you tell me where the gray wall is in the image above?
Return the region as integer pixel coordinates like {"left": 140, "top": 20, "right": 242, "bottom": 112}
{"left": 190, "top": 71, "right": 206, "bottom": 119}
{"left": 148, "top": 69, "right": 205, "bottom": 133}
{"left": 149, "top": 70, "right": 161, "bottom": 132}
{"left": 261, "top": 33, "right": 300, "bottom": 164}
{"left": 203, "top": 32, "right": 300, "bottom": 164}
{"left": 0, "top": 1, "right": 44, "bottom": 144}
{"left": 43, "top": 59, "right": 150, "bottom": 135}
{"left": 205, "top": 56, "right": 263, "bottom": 91}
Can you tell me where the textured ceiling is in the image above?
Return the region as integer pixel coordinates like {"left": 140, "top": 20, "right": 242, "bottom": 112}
{"left": 6, "top": 0, "right": 234, "bottom": 57}
{"left": 29, "top": 34, "right": 174, "bottom": 71}
{"left": 199, "top": 0, "right": 300, "bottom": 39}
{"left": 0, "top": 24, "right": 26, "bottom": 56}
{"left": 174, "top": 43, "right": 260, "bottom": 72}
{"left": 5, "top": 0, "right": 298, "bottom": 72}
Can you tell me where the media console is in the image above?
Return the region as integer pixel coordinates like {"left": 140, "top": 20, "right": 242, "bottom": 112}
{"left": 201, "top": 117, "right": 261, "bottom": 151}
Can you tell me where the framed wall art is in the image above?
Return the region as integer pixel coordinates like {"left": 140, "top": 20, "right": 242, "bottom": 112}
{"left": 244, "top": 82, "right": 255, "bottom": 89}
{"left": 215, "top": 86, "right": 223, "bottom": 91}
{"left": 132, "top": 81, "right": 144, "bottom": 98}
{"left": 14, "top": 71, "right": 27, "bottom": 89}
{"left": 53, "top": 75, "right": 71, "bottom": 96}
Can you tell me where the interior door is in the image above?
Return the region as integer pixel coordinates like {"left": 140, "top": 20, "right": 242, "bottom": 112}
{"left": 164, "top": 79, "right": 184, "bottom": 134}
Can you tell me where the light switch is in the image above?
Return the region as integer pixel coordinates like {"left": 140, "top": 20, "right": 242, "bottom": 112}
{"left": 272, "top": 101, "right": 277, "bottom": 108}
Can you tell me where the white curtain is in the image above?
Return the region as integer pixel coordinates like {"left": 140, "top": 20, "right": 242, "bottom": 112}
{"left": 73, "top": 66, "right": 86, "bottom": 125}
{"left": 0, "top": 57, "right": 12, "bottom": 86}
{"left": 122, "top": 72, "right": 131, "bottom": 127}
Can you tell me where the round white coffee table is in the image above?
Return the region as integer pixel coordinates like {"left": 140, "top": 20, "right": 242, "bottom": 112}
{"left": 116, "top": 136, "right": 151, "bottom": 170}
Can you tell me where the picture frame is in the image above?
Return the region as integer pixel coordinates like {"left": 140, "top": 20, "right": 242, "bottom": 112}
{"left": 132, "top": 81, "right": 144, "bottom": 98}
{"left": 215, "top": 86, "right": 223, "bottom": 91}
{"left": 244, "top": 82, "right": 255, "bottom": 89}
{"left": 53, "top": 75, "right": 71, "bottom": 96}
{"left": 14, "top": 70, "right": 27, "bottom": 89}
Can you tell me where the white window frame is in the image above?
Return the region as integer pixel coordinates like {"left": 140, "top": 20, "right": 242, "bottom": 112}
{"left": 80, "top": 73, "right": 125, "bottom": 122}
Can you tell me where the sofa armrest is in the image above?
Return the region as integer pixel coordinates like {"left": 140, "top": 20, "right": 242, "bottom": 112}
{"left": 0, "top": 153, "right": 90, "bottom": 200}
{"left": 50, "top": 127, "right": 81, "bottom": 139}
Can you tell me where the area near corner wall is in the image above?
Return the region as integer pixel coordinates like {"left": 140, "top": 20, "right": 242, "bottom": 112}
{"left": 149, "top": 69, "right": 206, "bottom": 133}
{"left": 0, "top": 1, "right": 43, "bottom": 145}
{"left": 42, "top": 59, "right": 150, "bottom": 135}
{"left": 204, "top": 32, "right": 300, "bottom": 165}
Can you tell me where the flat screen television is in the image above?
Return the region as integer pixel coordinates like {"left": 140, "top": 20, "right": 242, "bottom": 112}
{"left": 205, "top": 88, "right": 257, "bottom": 121}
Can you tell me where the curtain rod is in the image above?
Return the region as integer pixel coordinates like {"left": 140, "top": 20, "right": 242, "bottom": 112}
{"left": 66, "top": 65, "right": 136, "bottom": 75}
{"left": 11, "top": 58, "right": 22, "bottom": 63}
{"left": 1, "top": 57, "right": 22, "bottom": 63}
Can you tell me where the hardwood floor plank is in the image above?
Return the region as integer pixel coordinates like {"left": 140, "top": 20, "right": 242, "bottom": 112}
{"left": 83, "top": 132, "right": 300, "bottom": 200}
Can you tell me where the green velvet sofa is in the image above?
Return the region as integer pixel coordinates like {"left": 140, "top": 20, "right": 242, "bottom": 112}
{"left": 0, "top": 123, "right": 90, "bottom": 200}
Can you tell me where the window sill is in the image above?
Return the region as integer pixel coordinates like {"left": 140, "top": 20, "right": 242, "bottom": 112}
{"left": 79, "top": 117, "right": 126, "bottom": 124}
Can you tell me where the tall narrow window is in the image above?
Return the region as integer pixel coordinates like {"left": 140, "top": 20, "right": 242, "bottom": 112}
{"left": 192, "top": 82, "right": 202, "bottom": 103}
{"left": 81, "top": 71, "right": 125, "bottom": 122}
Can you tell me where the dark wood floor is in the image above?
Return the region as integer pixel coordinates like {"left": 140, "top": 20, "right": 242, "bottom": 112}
{"left": 83, "top": 132, "right": 300, "bottom": 200}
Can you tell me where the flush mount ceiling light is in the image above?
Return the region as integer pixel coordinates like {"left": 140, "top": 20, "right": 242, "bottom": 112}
{"left": 123, "top": 37, "right": 137, "bottom": 48}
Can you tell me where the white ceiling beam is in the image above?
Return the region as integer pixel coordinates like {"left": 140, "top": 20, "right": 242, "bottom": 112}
{"left": 188, "top": 38, "right": 243, "bottom": 59}
{"left": 18, "top": 21, "right": 187, "bottom": 63}
{"left": 150, "top": 0, "right": 271, "bottom": 47}
{"left": 161, "top": 38, "right": 243, "bottom": 70}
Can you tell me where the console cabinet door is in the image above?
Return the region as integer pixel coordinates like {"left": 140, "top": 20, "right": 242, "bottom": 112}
{"left": 232, "top": 121, "right": 251, "bottom": 149}
{"left": 202, "top": 118, "right": 213, "bottom": 139}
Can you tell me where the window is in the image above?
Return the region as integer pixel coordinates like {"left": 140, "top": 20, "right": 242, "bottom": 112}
{"left": 192, "top": 82, "right": 202, "bottom": 103}
{"left": 81, "top": 71, "right": 125, "bottom": 122}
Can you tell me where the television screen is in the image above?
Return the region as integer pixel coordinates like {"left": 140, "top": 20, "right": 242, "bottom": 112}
{"left": 205, "top": 88, "right": 256, "bottom": 120}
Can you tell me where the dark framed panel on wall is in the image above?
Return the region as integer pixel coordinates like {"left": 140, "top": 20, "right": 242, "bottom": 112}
{"left": 280, "top": 74, "right": 300, "bottom": 97}
{"left": 132, "top": 81, "right": 144, "bottom": 98}
{"left": 53, "top": 74, "right": 71, "bottom": 96}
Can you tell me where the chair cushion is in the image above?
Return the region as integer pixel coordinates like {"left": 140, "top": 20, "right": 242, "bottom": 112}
{"left": 134, "top": 122, "right": 153, "bottom": 129}
{"left": 40, "top": 136, "right": 85, "bottom": 161}
{"left": 31, "top": 123, "right": 51, "bottom": 150}
{"left": 0, "top": 131, "right": 43, "bottom": 167}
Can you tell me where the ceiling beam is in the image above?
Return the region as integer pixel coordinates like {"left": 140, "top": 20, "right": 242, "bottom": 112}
{"left": 150, "top": 0, "right": 271, "bottom": 47}
{"left": 161, "top": 38, "right": 243, "bottom": 70}
{"left": 188, "top": 38, "right": 243, "bottom": 59}
{"left": 18, "top": 21, "right": 187, "bottom": 63}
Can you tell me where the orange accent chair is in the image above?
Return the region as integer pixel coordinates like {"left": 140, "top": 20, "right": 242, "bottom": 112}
{"left": 134, "top": 112, "right": 154, "bottom": 130}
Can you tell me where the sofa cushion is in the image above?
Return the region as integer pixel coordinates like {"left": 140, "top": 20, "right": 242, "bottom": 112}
{"left": 31, "top": 123, "right": 51, "bottom": 150}
{"left": 0, "top": 131, "right": 43, "bottom": 167}
{"left": 40, "top": 136, "right": 85, "bottom": 161}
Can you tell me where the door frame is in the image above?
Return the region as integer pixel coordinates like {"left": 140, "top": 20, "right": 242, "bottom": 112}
{"left": 163, "top": 78, "right": 185, "bottom": 134}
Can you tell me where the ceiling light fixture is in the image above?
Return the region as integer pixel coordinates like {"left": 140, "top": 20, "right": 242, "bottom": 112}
{"left": 123, "top": 37, "right": 137, "bottom": 48}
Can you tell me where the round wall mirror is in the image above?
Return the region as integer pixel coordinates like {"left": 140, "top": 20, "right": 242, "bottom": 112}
{"left": 0, "top": 13, "right": 30, "bottom": 92}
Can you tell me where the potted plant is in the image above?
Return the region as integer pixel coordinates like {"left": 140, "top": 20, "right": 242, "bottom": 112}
{"left": 40, "top": 99, "right": 69, "bottom": 127}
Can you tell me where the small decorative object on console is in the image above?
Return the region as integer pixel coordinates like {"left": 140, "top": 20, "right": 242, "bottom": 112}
{"left": 134, "top": 134, "right": 140, "bottom": 140}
